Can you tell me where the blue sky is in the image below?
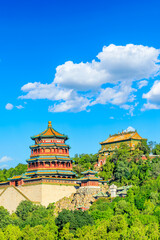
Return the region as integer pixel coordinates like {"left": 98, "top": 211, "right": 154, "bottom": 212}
{"left": 0, "top": 0, "right": 160, "bottom": 168}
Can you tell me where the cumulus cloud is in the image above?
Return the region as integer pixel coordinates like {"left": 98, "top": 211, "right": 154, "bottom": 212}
{"left": 0, "top": 156, "right": 12, "bottom": 163}
{"left": 54, "top": 61, "right": 107, "bottom": 90}
{"left": 143, "top": 80, "right": 160, "bottom": 103}
{"left": 19, "top": 44, "right": 160, "bottom": 113}
{"left": 142, "top": 81, "right": 160, "bottom": 110}
{"left": 20, "top": 82, "right": 72, "bottom": 101}
{"left": 5, "top": 103, "right": 14, "bottom": 110}
{"left": 138, "top": 80, "right": 148, "bottom": 89}
{"left": 92, "top": 82, "right": 135, "bottom": 106}
{"left": 141, "top": 102, "right": 160, "bottom": 111}
{"left": 54, "top": 44, "right": 160, "bottom": 90}
{"left": 48, "top": 94, "right": 91, "bottom": 112}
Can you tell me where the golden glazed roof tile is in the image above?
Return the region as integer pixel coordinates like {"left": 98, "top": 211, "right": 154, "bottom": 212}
{"left": 31, "top": 121, "right": 67, "bottom": 139}
{"left": 100, "top": 131, "right": 145, "bottom": 144}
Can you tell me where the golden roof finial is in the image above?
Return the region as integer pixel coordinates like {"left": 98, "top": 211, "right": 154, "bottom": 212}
{"left": 48, "top": 121, "right": 52, "bottom": 128}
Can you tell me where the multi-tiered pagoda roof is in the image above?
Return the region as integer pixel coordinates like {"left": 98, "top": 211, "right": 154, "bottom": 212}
{"left": 31, "top": 121, "right": 68, "bottom": 140}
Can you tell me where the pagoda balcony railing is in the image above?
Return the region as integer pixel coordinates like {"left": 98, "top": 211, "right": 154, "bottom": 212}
{"left": 28, "top": 166, "right": 73, "bottom": 170}
{"left": 28, "top": 162, "right": 72, "bottom": 170}
{"left": 31, "top": 150, "right": 69, "bottom": 156}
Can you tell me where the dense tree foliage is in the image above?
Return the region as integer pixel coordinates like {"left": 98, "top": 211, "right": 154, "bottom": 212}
{"left": 0, "top": 164, "right": 27, "bottom": 182}
{"left": 72, "top": 154, "right": 98, "bottom": 176}
{"left": 99, "top": 142, "right": 160, "bottom": 186}
{"left": 0, "top": 207, "right": 13, "bottom": 230}
{"left": 0, "top": 175, "right": 160, "bottom": 238}
{"left": 1, "top": 175, "right": 160, "bottom": 239}
{"left": 55, "top": 209, "right": 94, "bottom": 232}
{"left": 152, "top": 143, "right": 160, "bottom": 155}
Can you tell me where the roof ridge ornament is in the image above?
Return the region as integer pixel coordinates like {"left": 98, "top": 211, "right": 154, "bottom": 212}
{"left": 48, "top": 121, "right": 52, "bottom": 128}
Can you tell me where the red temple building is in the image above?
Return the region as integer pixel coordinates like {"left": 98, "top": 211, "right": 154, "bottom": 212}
{"left": 5, "top": 121, "right": 77, "bottom": 187}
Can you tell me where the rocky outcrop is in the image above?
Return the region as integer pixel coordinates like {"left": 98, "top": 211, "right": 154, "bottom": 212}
{"left": 55, "top": 184, "right": 109, "bottom": 214}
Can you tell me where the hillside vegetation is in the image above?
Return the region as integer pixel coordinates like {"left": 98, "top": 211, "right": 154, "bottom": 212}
{"left": 0, "top": 164, "right": 27, "bottom": 182}
{"left": 0, "top": 176, "right": 160, "bottom": 239}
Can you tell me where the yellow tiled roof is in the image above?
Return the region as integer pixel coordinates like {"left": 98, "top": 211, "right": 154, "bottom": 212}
{"left": 42, "top": 127, "right": 62, "bottom": 137}
{"left": 100, "top": 131, "right": 145, "bottom": 144}
{"left": 11, "top": 175, "right": 22, "bottom": 179}
{"left": 31, "top": 121, "right": 65, "bottom": 139}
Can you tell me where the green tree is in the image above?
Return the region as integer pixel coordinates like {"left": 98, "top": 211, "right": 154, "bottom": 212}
{"left": 22, "top": 225, "right": 55, "bottom": 240}
{"left": 59, "top": 223, "right": 74, "bottom": 240}
{"left": 0, "top": 228, "right": 5, "bottom": 240}
{"left": 0, "top": 164, "right": 27, "bottom": 182}
{"left": 143, "top": 200, "right": 155, "bottom": 215}
{"left": 109, "top": 215, "right": 128, "bottom": 233}
{"left": 137, "top": 140, "right": 150, "bottom": 155}
{"left": 0, "top": 206, "right": 12, "bottom": 230}
{"left": 127, "top": 223, "right": 147, "bottom": 240}
{"left": 72, "top": 154, "right": 98, "bottom": 176}
{"left": 16, "top": 200, "right": 37, "bottom": 221}
{"left": 4, "top": 225, "right": 22, "bottom": 240}
{"left": 145, "top": 222, "right": 160, "bottom": 239}
{"left": 25, "top": 205, "right": 50, "bottom": 227}
{"left": 99, "top": 157, "right": 114, "bottom": 180}
{"left": 114, "top": 161, "right": 129, "bottom": 182}
{"left": 152, "top": 144, "right": 160, "bottom": 155}
{"left": 55, "top": 209, "right": 94, "bottom": 232}
{"left": 44, "top": 219, "right": 58, "bottom": 240}
{"left": 150, "top": 160, "right": 160, "bottom": 178}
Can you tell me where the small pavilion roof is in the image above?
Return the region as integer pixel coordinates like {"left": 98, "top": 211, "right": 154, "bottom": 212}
{"left": 8, "top": 173, "right": 30, "bottom": 181}
{"left": 117, "top": 185, "right": 132, "bottom": 191}
{"left": 117, "top": 189, "right": 127, "bottom": 195}
{"left": 100, "top": 131, "right": 145, "bottom": 145}
{"left": 93, "top": 191, "right": 109, "bottom": 198}
{"left": 77, "top": 176, "right": 102, "bottom": 181}
{"left": 31, "top": 121, "right": 68, "bottom": 140}
{"left": 81, "top": 169, "right": 98, "bottom": 175}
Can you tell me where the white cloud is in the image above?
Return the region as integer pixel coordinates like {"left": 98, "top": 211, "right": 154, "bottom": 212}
{"left": 54, "top": 44, "right": 160, "bottom": 90}
{"left": 16, "top": 105, "right": 24, "bottom": 109}
{"left": 19, "top": 44, "right": 160, "bottom": 112}
{"left": 0, "top": 156, "right": 12, "bottom": 169}
{"left": 5, "top": 103, "right": 24, "bottom": 110}
{"left": 20, "top": 82, "right": 72, "bottom": 101}
{"left": 54, "top": 61, "right": 107, "bottom": 90}
{"left": 0, "top": 156, "right": 12, "bottom": 163}
{"left": 142, "top": 80, "right": 160, "bottom": 110}
{"left": 121, "top": 102, "right": 138, "bottom": 116}
{"left": 124, "top": 126, "right": 135, "bottom": 132}
{"left": 92, "top": 82, "right": 136, "bottom": 108}
{"left": 5, "top": 103, "right": 14, "bottom": 110}
{"left": 143, "top": 80, "right": 160, "bottom": 104}
{"left": 138, "top": 80, "right": 148, "bottom": 89}
{"left": 49, "top": 95, "right": 90, "bottom": 112}
{"left": 110, "top": 116, "right": 114, "bottom": 119}
{"left": 141, "top": 102, "right": 160, "bottom": 111}
{"left": 0, "top": 164, "right": 9, "bottom": 169}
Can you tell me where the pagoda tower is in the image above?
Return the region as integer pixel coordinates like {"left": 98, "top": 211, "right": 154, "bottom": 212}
{"left": 8, "top": 121, "right": 77, "bottom": 186}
